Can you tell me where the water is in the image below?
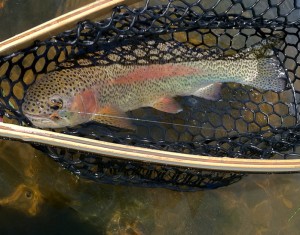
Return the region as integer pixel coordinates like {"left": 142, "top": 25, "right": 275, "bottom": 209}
{"left": 1, "top": 0, "right": 300, "bottom": 234}
{"left": 1, "top": 141, "right": 300, "bottom": 234}
{"left": 0, "top": 0, "right": 94, "bottom": 41}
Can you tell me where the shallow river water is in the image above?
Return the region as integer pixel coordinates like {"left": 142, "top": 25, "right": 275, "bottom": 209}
{"left": 1, "top": 140, "right": 300, "bottom": 234}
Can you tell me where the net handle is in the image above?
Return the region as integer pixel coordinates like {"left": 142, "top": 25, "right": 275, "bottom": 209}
{"left": 0, "top": 0, "right": 139, "bottom": 56}
{"left": 0, "top": 122, "right": 299, "bottom": 173}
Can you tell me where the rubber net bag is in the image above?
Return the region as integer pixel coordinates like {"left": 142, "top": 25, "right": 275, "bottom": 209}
{"left": 0, "top": 0, "right": 299, "bottom": 190}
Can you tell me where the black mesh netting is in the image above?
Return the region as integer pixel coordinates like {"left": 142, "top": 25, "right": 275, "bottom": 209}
{"left": 0, "top": 0, "right": 300, "bottom": 190}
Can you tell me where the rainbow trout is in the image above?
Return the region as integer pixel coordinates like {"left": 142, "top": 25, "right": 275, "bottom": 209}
{"left": 22, "top": 39, "right": 286, "bottom": 129}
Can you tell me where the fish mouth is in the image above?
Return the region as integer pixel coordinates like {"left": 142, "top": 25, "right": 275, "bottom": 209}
{"left": 22, "top": 111, "right": 50, "bottom": 119}
{"left": 22, "top": 111, "right": 64, "bottom": 128}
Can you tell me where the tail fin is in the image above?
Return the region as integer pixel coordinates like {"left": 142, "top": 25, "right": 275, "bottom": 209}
{"left": 232, "top": 35, "right": 286, "bottom": 92}
{"left": 249, "top": 57, "right": 286, "bottom": 92}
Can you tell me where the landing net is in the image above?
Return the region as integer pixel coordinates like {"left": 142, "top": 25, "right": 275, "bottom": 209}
{"left": 0, "top": 0, "right": 299, "bottom": 190}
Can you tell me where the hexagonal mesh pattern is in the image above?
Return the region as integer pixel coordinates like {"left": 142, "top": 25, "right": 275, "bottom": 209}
{"left": 0, "top": 0, "right": 300, "bottom": 190}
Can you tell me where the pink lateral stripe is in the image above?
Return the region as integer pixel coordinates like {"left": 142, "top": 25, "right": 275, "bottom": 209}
{"left": 113, "top": 64, "right": 200, "bottom": 84}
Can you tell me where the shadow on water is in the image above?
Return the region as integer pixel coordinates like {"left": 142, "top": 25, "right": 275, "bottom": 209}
{"left": 0, "top": 206, "right": 99, "bottom": 235}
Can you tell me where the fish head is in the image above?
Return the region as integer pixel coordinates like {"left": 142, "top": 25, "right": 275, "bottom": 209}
{"left": 22, "top": 71, "right": 93, "bottom": 129}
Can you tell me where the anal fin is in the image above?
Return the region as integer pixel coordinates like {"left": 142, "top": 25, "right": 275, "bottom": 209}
{"left": 152, "top": 97, "right": 183, "bottom": 114}
{"left": 193, "top": 83, "right": 222, "bottom": 101}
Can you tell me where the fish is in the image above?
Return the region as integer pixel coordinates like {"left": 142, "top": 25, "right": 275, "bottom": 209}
{"left": 22, "top": 39, "right": 286, "bottom": 129}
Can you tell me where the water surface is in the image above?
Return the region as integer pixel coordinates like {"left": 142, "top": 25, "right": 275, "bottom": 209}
{"left": 1, "top": 140, "right": 300, "bottom": 234}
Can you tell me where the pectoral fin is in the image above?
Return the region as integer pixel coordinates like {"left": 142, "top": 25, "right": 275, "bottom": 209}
{"left": 152, "top": 97, "right": 182, "bottom": 114}
{"left": 92, "top": 106, "right": 135, "bottom": 130}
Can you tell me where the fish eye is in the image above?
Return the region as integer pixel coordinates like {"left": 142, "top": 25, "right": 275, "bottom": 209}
{"left": 48, "top": 96, "right": 63, "bottom": 110}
